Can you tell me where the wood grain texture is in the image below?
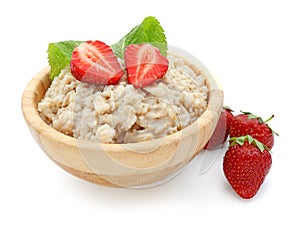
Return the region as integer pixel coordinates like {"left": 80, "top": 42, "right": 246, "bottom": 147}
{"left": 21, "top": 52, "right": 223, "bottom": 187}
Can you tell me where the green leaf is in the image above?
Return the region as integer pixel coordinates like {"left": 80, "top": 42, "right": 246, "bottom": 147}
{"left": 47, "top": 40, "right": 82, "bottom": 81}
{"left": 254, "top": 139, "right": 265, "bottom": 152}
{"left": 247, "top": 135, "right": 254, "bottom": 144}
{"left": 111, "top": 16, "right": 167, "bottom": 58}
{"left": 236, "top": 136, "right": 245, "bottom": 146}
{"left": 229, "top": 137, "right": 237, "bottom": 142}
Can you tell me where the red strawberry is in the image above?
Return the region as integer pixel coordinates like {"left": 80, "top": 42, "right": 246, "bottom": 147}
{"left": 124, "top": 43, "right": 169, "bottom": 88}
{"left": 70, "top": 40, "right": 124, "bottom": 85}
{"left": 204, "top": 107, "right": 234, "bottom": 150}
{"left": 223, "top": 135, "right": 272, "bottom": 199}
{"left": 229, "top": 111, "right": 277, "bottom": 150}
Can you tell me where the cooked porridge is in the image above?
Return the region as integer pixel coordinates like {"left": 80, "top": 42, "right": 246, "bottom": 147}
{"left": 38, "top": 54, "right": 208, "bottom": 144}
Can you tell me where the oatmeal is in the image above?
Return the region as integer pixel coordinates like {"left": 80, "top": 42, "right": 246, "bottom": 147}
{"left": 38, "top": 54, "right": 208, "bottom": 144}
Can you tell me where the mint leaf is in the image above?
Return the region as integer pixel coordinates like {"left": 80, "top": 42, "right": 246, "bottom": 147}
{"left": 111, "top": 16, "right": 167, "bottom": 58}
{"left": 47, "top": 41, "right": 82, "bottom": 81}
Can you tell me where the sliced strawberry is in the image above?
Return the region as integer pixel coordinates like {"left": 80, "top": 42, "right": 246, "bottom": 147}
{"left": 124, "top": 43, "right": 169, "bottom": 88}
{"left": 70, "top": 40, "right": 124, "bottom": 85}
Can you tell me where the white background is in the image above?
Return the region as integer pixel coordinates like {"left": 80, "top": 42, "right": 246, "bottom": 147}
{"left": 1, "top": 0, "right": 299, "bottom": 229}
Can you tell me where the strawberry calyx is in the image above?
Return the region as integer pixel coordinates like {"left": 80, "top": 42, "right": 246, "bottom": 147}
{"left": 240, "top": 111, "right": 279, "bottom": 136}
{"left": 240, "top": 111, "right": 264, "bottom": 123}
{"left": 229, "top": 135, "right": 269, "bottom": 152}
{"left": 223, "top": 106, "right": 234, "bottom": 113}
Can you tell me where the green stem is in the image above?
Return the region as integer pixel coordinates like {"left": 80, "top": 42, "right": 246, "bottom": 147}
{"left": 264, "top": 115, "right": 274, "bottom": 123}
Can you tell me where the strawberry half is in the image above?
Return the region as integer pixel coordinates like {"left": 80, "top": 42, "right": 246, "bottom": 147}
{"left": 124, "top": 43, "right": 169, "bottom": 88}
{"left": 70, "top": 40, "right": 124, "bottom": 85}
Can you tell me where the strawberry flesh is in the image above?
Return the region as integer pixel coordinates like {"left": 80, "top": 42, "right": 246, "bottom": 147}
{"left": 124, "top": 43, "right": 169, "bottom": 88}
{"left": 70, "top": 40, "right": 124, "bottom": 85}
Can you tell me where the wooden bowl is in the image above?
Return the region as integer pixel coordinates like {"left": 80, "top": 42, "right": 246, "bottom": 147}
{"left": 21, "top": 47, "right": 223, "bottom": 187}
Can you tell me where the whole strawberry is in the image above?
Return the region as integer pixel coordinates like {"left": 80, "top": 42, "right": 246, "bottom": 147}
{"left": 204, "top": 107, "right": 234, "bottom": 150}
{"left": 223, "top": 135, "right": 272, "bottom": 199}
{"left": 229, "top": 111, "right": 277, "bottom": 150}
